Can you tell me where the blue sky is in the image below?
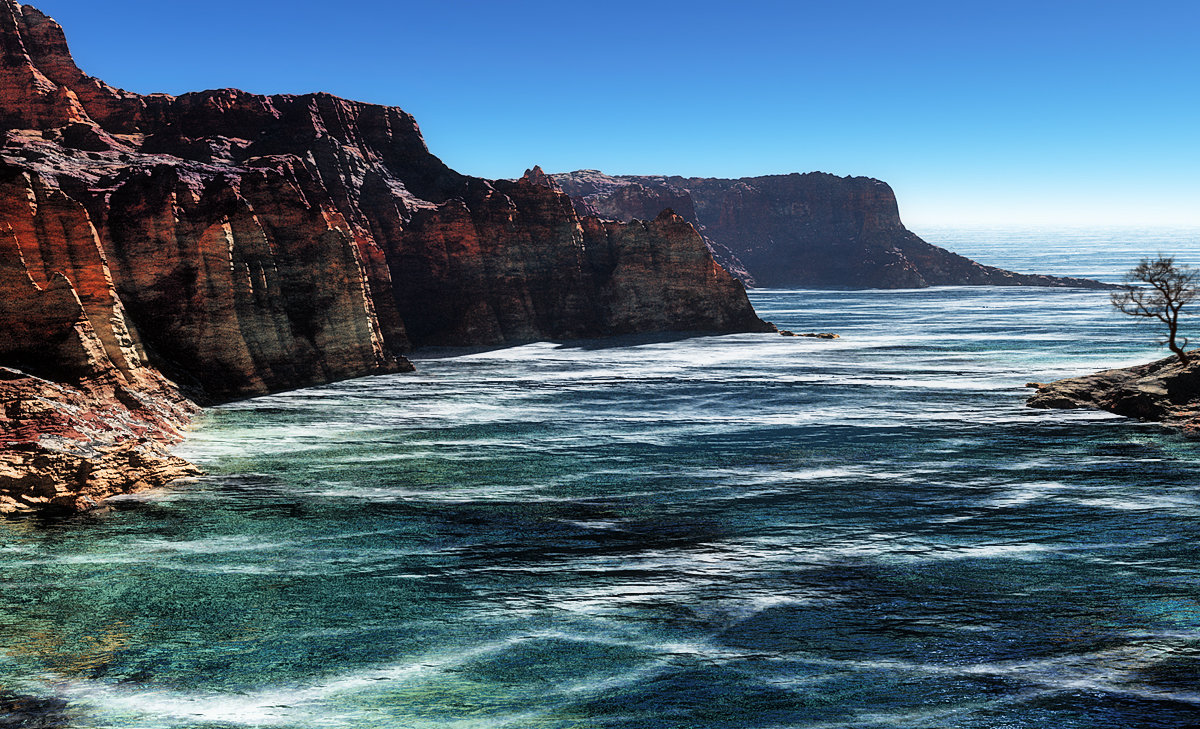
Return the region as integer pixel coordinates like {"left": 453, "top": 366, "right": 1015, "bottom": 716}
{"left": 30, "top": 0, "right": 1200, "bottom": 226}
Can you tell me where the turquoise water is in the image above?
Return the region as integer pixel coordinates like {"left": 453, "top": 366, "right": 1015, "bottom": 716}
{"left": 3, "top": 228, "right": 1200, "bottom": 728}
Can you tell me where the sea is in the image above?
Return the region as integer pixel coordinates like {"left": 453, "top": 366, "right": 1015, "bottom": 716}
{"left": 3, "top": 227, "right": 1200, "bottom": 729}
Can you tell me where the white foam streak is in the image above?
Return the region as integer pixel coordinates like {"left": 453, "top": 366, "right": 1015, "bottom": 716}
{"left": 53, "top": 631, "right": 622, "bottom": 727}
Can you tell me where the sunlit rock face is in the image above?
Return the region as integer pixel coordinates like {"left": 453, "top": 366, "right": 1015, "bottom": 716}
{"left": 0, "top": 1, "right": 769, "bottom": 509}
{"left": 555, "top": 169, "right": 1114, "bottom": 290}
{"left": 1028, "top": 353, "right": 1200, "bottom": 432}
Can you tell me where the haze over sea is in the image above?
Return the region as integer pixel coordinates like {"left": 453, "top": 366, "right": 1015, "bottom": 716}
{"left": 3, "top": 227, "right": 1200, "bottom": 728}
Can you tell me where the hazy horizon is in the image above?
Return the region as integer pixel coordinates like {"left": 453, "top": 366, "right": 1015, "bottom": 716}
{"left": 28, "top": 0, "right": 1200, "bottom": 227}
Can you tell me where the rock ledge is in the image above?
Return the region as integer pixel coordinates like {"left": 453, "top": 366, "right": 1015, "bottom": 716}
{"left": 1027, "top": 353, "right": 1200, "bottom": 433}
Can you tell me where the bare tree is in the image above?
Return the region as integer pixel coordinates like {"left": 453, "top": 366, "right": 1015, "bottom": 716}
{"left": 1112, "top": 256, "right": 1199, "bottom": 364}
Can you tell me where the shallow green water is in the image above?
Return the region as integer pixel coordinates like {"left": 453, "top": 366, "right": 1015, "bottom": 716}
{"left": 3, "top": 228, "right": 1200, "bottom": 727}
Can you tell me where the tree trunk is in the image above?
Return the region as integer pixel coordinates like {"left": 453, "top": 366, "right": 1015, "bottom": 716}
{"left": 1168, "top": 320, "right": 1190, "bottom": 365}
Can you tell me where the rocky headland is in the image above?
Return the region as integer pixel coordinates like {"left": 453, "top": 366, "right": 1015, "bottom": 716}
{"left": 554, "top": 170, "right": 1113, "bottom": 290}
{"left": 1027, "top": 354, "right": 1200, "bottom": 433}
{"left": 0, "top": 1, "right": 771, "bottom": 511}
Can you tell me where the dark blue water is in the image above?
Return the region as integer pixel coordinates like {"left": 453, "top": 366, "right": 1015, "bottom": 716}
{"left": 3, "top": 227, "right": 1200, "bottom": 728}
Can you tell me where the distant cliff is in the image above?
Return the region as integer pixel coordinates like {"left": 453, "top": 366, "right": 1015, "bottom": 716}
{"left": 0, "top": 2, "right": 770, "bottom": 511}
{"left": 554, "top": 170, "right": 1111, "bottom": 290}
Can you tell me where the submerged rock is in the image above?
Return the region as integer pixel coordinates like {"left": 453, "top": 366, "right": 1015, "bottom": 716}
{"left": 0, "top": 691, "right": 71, "bottom": 728}
{"left": 778, "top": 330, "right": 839, "bottom": 339}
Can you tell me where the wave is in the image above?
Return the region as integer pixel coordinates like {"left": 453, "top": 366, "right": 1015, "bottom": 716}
{"left": 39, "top": 631, "right": 675, "bottom": 728}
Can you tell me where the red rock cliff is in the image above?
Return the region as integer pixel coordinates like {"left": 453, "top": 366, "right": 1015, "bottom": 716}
{"left": 0, "top": 3, "right": 769, "bottom": 510}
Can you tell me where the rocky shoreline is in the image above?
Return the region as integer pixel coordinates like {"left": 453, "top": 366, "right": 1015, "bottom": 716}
{"left": 0, "top": 367, "right": 198, "bottom": 513}
{"left": 0, "top": 0, "right": 1126, "bottom": 514}
{"left": 1027, "top": 353, "right": 1200, "bottom": 434}
{"left": 0, "top": 0, "right": 773, "bottom": 512}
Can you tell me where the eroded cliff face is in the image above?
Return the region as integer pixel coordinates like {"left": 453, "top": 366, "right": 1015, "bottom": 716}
{"left": 386, "top": 172, "right": 769, "bottom": 345}
{"left": 0, "top": 2, "right": 768, "bottom": 510}
{"left": 0, "top": 166, "right": 199, "bottom": 511}
{"left": 555, "top": 170, "right": 1111, "bottom": 290}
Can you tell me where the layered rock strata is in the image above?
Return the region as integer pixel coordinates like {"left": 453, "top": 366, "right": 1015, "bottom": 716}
{"left": 554, "top": 170, "right": 1112, "bottom": 290}
{"left": 1027, "top": 354, "right": 1200, "bottom": 433}
{"left": 0, "top": 2, "right": 769, "bottom": 511}
{"left": 0, "top": 368, "right": 199, "bottom": 512}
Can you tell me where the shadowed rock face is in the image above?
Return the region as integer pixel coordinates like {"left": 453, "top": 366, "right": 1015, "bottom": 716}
{"left": 1027, "top": 354, "right": 1200, "bottom": 433}
{"left": 0, "top": 1, "right": 769, "bottom": 511}
{"left": 555, "top": 170, "right": 1114, "bottom": 290}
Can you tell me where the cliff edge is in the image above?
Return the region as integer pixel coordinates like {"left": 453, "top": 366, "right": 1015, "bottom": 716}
{"left": 0, "top": 2, "right": 770, "bottom": 511}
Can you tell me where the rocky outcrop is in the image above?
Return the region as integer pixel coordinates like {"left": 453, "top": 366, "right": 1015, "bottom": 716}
{"left": 580, "top": 208, "right": 768, "bottom": 335}
{"left": 0, "top": 3, "right": 770, "bottom": 510}
{"left": 385, "top": 171, "right": 768, "bottom": 346}
{"left": 1027, "top": 354, "right": 1200, "bottom": 432}
{"left": 554, "top": 170, "right": 1112, "bottom": 290}
{"left": 0, "top": 159, "right": 200, "bottom": 511}
{"left": 0, "top": 368, "right": 199, "bottom": 512}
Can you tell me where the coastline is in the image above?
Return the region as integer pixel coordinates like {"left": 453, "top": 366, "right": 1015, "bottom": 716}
{"left": 1027, "top": 352, "right": 1200, "bottom": 434}
{"left": 0, "top": 1, "right": 1154, "bottom": 516}
{"left": 5, "top": 278, "right": 1200, "bottom": 726}
{"left": 3, "top": 330, "right": 776, "bottom": 514}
